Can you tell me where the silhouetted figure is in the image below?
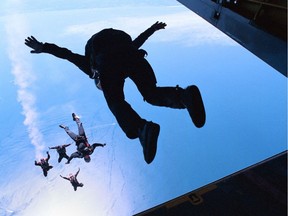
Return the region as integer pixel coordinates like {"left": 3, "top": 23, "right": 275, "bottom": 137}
{"left": 60, "top": 113, "right": 106, "bottom": 163}
{"left": 49, "top": 143, "right": 71, "bottom": 163}
{"left": 34, "top": 151, "right": 53, "bottom": 177}
{"left": 25, "top": 21, "right": 206, "bottom": 164}
{"left": 60, "top": 168, "right": 84, "bottom": 191}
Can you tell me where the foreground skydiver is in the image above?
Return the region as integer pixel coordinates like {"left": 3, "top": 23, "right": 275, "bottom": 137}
{"left": 25, "top": 21, "right": 206, "bottom": 164}
{"left": 49, "top": 143, "right": 71, "bottom": 163}
{"left": 60, "top": 168, "right": 84, "bottom": 191}
{"left": 60, "top": 113, "right": 106, "bottom": 163}
{"left": 34, "top": 151, "right": 53, "bottom": 177}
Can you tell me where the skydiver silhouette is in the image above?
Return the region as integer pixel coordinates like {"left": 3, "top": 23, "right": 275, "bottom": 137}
{"left": 25, "top": 21, "right": 206, "bottom": 164}
{"left": 60, "top": 168, "right": 84, "bottom": 191}
{"left": 49, "top": 143, "right": 71, "bottom": 163}
{"left": 59, "top": 113, "right": 106, "bottom": 163}
{"left": 34, "top": 151, "right": 53, "bottom": 177}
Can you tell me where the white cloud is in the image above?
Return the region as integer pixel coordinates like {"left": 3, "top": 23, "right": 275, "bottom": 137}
{"left": 5, "top": 12, "right": 45, "bottom": 159}
{"left": 62, "top": 9, "right": 235, "bottom": 47}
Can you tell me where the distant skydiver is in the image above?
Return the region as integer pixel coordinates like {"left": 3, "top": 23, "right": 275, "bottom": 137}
{"left": 49, "top": 143, "right": 71, "bottom": 163}
{"left": 34, "top": 151, "right": 53, "bottom": 177}
{"left": 60, "top": 168, "right": 84, "bottom": 191}
{"left": 66, "top": 142, "right": 106, "bottom": 164}
{"left": 59, "top": 113, "right": 106, "bottom": 163}
{"left": 25, "top": 21, "right": 206, "bottom": 164}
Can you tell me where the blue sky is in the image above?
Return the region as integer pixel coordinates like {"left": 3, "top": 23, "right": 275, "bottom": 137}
{"left": 0, "top": 0, "right": 287, "bottom": 215}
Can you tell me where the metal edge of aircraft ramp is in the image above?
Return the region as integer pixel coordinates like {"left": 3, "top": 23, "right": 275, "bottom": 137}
{"left": 176, "top": 0, "right": 287, "bottom": 77}
{"left": 134, "top": 151, "right": 287, "bottom": 216}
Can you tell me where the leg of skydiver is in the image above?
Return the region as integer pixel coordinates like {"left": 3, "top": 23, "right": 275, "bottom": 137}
{"left": 58, "top": 155, "right": 63, "bottom": 163}
{"left": 66, "top": 151, "right": 82, "bottom": 164}
{"left": 43, "top": 169, "right": 48, "bottom": 177}
{"left": 72, "top": 113, "right": 87, "bottom": 139}
{"left": 59, "top": 124, "right": 79, "bottom": 142}
{"left": 73, "top": 185, "right": 77, "bottom": 191}
{"left": 63, "top": 153, "right": 69, "bottom": 161}
{"left": 59, "top": 153, "right": 69, "bottom": 162}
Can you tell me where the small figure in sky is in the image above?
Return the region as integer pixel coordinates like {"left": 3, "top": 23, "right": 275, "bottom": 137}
{"left": 60, "top": 113, "right": 106, "bottom": 163}
{"left": 49, "top": 143, "right": 71, "bottom": 163}
{"left": 25, "top": 21, "right": 206, "bottom": 164}
{"left": 66, "top": 142, "right": 106, "bottom": 164}
{"left": 34, "top": 151, "right": 53, "bottom": 177}
{"left": 60, "top": 168, "right": 84, "bottom": 191}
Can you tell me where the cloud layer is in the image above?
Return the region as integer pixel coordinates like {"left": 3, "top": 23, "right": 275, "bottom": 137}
{"left": 62, "top": 8, "right": 235, "bottom": 47}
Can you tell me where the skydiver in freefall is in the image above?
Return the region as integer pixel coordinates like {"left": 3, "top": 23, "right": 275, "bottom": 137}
{"left": 60, "top": 168, "right": 84, "bottom": 191}
{"left": 66, "top": 142, "right": 106, "bottom": 164}
{"left": 25, "top": 21, "right": 206, "bottom": 164}
{"left": 59, "top": 113, "right": 106, "bottom": 164}
{"left": 49, "top": 143, "right": 71, "bottom": 163}
{"left": 34, "top": 151, "right": 53, "bottom": 177}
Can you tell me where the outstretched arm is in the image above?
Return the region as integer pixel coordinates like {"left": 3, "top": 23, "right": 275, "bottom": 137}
{"left": 132, "top": 21, "right": 166, "bottom": 49}
{"left": 63, "top": 143, "right": 72, "bottom": 148}
{"left": 75, "top": 168, "right": 80, "bottom": 177}
{"left": 35, "top": 161, "right": 40, "bottom": 166}
{"left": 46, "top": 151, "right": 50, "bottom": 161}
{"left": 24, "top": 36, "right": 93, "bottom": 78}
{"left": 60, "top": 175, "right": 69, "bottom": 181}
{"left": 49, "top": 146, "right": 58, "bottom": 150}
{"left": 92, "top": 143, "right": 106, "bottom": 149}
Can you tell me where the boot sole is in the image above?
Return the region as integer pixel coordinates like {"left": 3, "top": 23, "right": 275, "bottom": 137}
{"left": 144, "top": 122, "right": 160, "bottom": 164}
{"left": 184, "top": 85, "right": 206, "bottom": 128}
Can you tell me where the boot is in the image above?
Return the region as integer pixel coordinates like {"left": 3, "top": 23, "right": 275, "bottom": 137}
{"left": 72, "top": 113, "right": 80, "bottom": 121}
{"left": 181, "top": 85, "right": 206, "bottom": 128}
{"left": 138, "top": 121, "right": 160, "bottom": 164}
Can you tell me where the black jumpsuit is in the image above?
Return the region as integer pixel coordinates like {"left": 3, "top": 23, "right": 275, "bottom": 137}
{"left": 42, "top": 27, "right": 185, "bottom": 139}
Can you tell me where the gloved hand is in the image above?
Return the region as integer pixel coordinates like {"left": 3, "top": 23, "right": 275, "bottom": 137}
{"left": 24, "top": 36, "right": 43, "bottom": 53}
{"left": 151, "top": 21, "right": 167, "bottom": 31}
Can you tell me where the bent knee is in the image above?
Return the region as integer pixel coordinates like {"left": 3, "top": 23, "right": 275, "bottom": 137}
{"left": 143, "top": 94, "right": 159, "bottom": 106}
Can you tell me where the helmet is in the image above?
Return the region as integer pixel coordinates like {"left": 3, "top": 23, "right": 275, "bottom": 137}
{"left": 84, "top": 155, "right": 91, "bottom": 163}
